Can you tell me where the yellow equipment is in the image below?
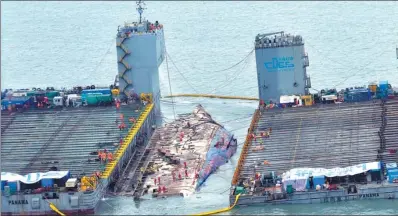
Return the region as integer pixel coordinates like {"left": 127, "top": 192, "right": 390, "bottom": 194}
{"left": 111, "top": 88, "right": 120, "bottom": 95}
{"left": 49, "top": 202, "right": 66, "bottom": 216}
{"left": 368, "top": 84, "right": 377, "bottom": 93}
{"left": 191, "top": 193, "right": 242, "bottom": 216}
{"left": 300, "top": 95, "right": 314, "bottom": 106}
{"left": 140, "top": 93, "right": 153, "bottom": 103}
{"left": 80, "top": 176, "right": 97, "bottom": 191}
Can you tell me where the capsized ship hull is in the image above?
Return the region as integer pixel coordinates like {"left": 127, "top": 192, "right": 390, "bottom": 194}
{"left": 197, "top": 127, "right": 237, "bottom": 189}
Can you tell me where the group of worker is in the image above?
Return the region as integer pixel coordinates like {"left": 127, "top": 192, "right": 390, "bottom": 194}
{"left": 250, "top": 128, "right": 272, "bottom": 141}
{"left": 116, "top": 113, "right": 138, "bottom": 131}
{"left": 98, "top": 149, "right": 113, "bottom": 163}
{"left": 152, "top": 176, "right": 168, "bottom": 194}
{"left": 251, "top": 128, "right": 272, "bottom": 152}
{"left": 149, "top": 160, "right": 198, "bottom": 195}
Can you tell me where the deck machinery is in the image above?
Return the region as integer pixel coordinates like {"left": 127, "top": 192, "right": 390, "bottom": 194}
{"left": 229, "top": 32, "right": 398, "bottom": 206}
{"left": 1, "top": 2, "right": 164, "bottom": 215}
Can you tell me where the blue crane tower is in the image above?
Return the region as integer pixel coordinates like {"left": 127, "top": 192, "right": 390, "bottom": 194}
{"left": 116, "top": 1, "right": 165, "bottom": 118}
{"left": 254, "top": 31, "right": 311, "bottom": 103}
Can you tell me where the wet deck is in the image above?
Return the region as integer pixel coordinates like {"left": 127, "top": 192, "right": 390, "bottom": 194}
{"left": 382, "top": 100, "right": 398, "bottom": 164}
{"left": 238, "top": 100, "right": 389, "bottom": 181}
{"left": 1, "top": 103, "right": 145, "bottom": 176}
{"left": 114, "top": 105, "right": 223, "bottom": 198}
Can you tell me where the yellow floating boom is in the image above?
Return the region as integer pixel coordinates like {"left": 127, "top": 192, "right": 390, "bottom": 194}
{"left": 49, "top": 202, "right": 65, "bottom": 216}
{"left": 191, "top": 193, "right": 242, "bottom": 216}
{"left": 164, "top": 94, "right": 259, "bottom": 101}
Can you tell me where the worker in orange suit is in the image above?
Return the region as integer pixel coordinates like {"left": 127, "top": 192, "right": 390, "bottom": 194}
{"left": 100, "top": 152, "right": 106, "bottom": 163}
{"left": 97, "top": 150, "right": 102, "bottom": 161}
{"left": 107, "top": 153, "right": 113, "bottom": 161}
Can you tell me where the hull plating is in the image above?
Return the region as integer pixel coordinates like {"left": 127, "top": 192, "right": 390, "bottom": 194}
{"left": 197, "top": 128, "right": 238, "bottom": 189}
{"left": 231, "top": 184, "right": 398, "bottom": 206}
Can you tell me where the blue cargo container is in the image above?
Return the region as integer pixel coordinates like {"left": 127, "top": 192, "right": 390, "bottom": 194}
{"left": 1, "top": 96, "right": 33, "bottom": 107}
{"left": 1, "top": 181, "right": 7, "bottom": 191}
{"left": 387, "top": 168, "right": 398, "bottom": 183}
{"left": 81, "top": 89, "right": 111, "bottom": 101}
{"left": 41, "top": 178, "right": 54, "bottom": 187}
{"left": 8, "top": 181, "right": 19, "bottom": 193}
{"left": 344, "top": 89, "right": 371, "bottom": 102}
{"left": 380, "top": 81, "right": 389, "bottom": 91}
{"left": 306, "top": 176, "right": 325, "bottom": 189}
{"left": 313, "top": 176, "right": 325, "bottom": 186}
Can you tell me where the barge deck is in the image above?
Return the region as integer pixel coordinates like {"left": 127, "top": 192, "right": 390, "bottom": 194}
{"left": 230, "top": 99, "right": 398, "bottom": 205}
{"left": 1, "top": 103, "right": 145, "bottom": 176}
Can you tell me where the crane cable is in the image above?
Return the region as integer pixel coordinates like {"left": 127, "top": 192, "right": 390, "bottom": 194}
{"left": 165, "top": 51, "right": 199, "bottom": 94}
{"left": 162, "top": 49, "right": 255, "bottom": 104}
{"left": 165, "top": 49, "right": 177, "bottom": 121}
{"left": 190, "top": 48, "right": 255, "bottom": 73}
{"left": 92, "top": 39, "right": 115, "bottom": 75}
{"left": 208, "top": 50, "right": 254, "bottom": 95}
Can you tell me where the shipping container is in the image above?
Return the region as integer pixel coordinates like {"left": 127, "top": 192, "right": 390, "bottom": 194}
{"left": 27, "top": 91, "right": 36, "bottom": 97}
{"left": 81, "top": 89, "right": 112, "bottom": 101}
{"left": 344, "top": 89, "right": 371, "bottom": 102}
{"left": 1, "top": 180, "right": 6, "bottom": 191}
{"left": 313, "top": 176, "right": 325, "bottom": 186}
{"left": 379, "top": 81, "right": 389, "bottom": 91}
{"left": 1, "top": 96, "right": 33, "bottom": 107}
{"left": 41, "top": 178, "right": 54, "bottom": 187}
{"left": 45, "top": 91, "right": 59, "bottom": 99}
{"left": 86, "top": 94, "right": 112, "bottom": 106}
{"left": 8, "top": 181, "right": 20, "bottom": 193}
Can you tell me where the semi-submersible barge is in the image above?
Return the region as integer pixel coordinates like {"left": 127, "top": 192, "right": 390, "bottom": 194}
{"left": 1, "top": 3, "right": 164, "bottom": 215}
{"left": 230, "top": 32, "right": 398, "bottom": 206}
{"left": 1, "top": 2, "right": 237, "bottom": 215}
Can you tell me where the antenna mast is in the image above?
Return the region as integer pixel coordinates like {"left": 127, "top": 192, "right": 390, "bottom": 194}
{"left": 136, "top": 1, "right": 146, "bottom": 24}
